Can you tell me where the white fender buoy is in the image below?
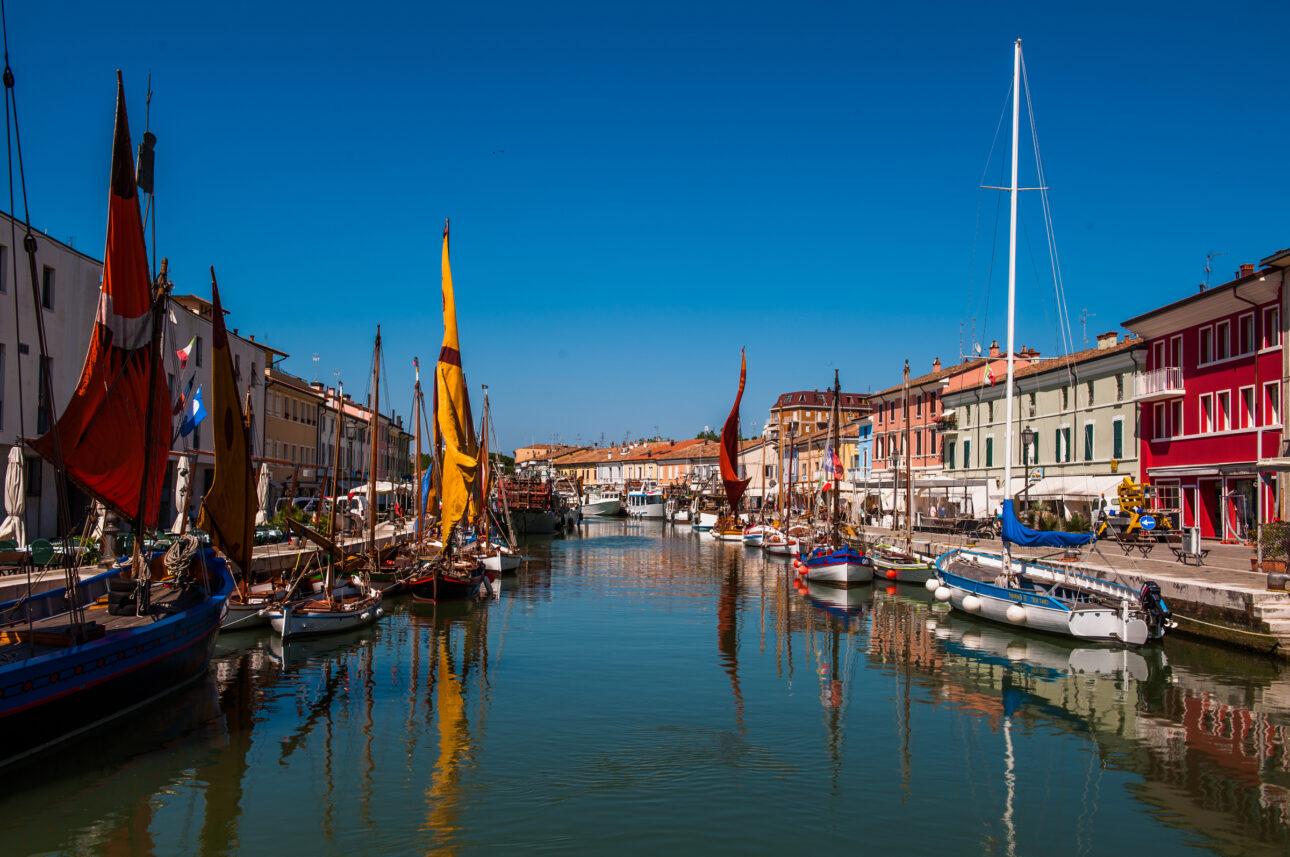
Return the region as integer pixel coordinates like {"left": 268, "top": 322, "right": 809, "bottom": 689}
{"left": 924, "top": 577, "right": 940, "bottom": 592}
{"left": 1006, "top": 604, "right": 1027, "bottom": 624}
{"left": 962, "top": 594, "right": 982, "bottom": 613}
{"left": 934, "top": 586, "right": 952, "bottom": 603}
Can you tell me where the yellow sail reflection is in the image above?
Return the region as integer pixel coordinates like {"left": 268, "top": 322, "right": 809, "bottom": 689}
{"left": 423, "top": 630, "right": 471, "bottom": 854}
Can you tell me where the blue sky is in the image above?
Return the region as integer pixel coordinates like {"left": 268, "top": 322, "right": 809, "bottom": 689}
{"left": 11, "top": 1, "right": 1290, "bottom": 451}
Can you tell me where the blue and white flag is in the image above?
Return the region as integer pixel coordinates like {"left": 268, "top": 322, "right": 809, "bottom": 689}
{"left": 178, "top": 385, "right": 207, "bottom": 438}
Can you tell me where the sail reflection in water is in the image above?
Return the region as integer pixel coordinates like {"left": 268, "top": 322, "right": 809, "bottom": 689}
{"left": 0, "top": 529, "right": 1288, "bottom": 855}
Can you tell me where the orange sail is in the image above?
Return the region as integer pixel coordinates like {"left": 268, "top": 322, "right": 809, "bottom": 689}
{"left": 197, "top": 272, "right": 257, "bottom": 574}
{"left": 719, "top": 349, "right": 751, "bottom": 510}
{"left": 29, "top": 73, "right": 169, "bottom": 525}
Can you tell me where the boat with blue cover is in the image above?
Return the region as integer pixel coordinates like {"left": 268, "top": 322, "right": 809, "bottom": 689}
{"left": 931, "top": 40, "right": 1171, "bottom": 648}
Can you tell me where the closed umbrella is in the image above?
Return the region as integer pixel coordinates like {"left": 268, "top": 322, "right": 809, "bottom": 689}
{"left": 171, "top": 454, "right": 193, "bottom": 534}
{"left": 0, "top": 446, "right": 27, "bottom": 548}
{"left": 254, "top": 463, "right": 270, "bottom": 525}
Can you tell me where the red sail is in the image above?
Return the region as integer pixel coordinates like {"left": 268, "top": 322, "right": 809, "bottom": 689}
{"left": 718, "top": 349, "right": 751, "bottom": 510}
{"left": 29, "top": 73, "right": 170, "bottom": 525}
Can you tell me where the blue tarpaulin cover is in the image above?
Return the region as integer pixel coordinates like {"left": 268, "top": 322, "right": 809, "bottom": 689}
{"left": 1000, "top": 499, "right": 1095, "bottom": 548}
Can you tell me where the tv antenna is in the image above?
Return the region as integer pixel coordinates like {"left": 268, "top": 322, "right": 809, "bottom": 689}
{"left": 1078, "top": 309, "right": 1095, "bottom": 349}
{"left": 1202, "top": 250, "right": 1226, "bottom": 290}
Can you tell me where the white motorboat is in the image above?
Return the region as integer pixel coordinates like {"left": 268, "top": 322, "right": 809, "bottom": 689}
{"left": 581, "top": 491, "right": 623, "bottom": 517}
{"left": 480, "top": 543, "right": 522, "bottom": 573}
{"left": 626, "top": 488, "right": 666, "bottom": 518}
{"left": 694, "top": 510, "right": 719, "bottom": 531}
{"left": 742, "top": 524, "right": 772, "bottom": 545}
{"left": 220, "top": 581, "right": 290, "bottom": 631}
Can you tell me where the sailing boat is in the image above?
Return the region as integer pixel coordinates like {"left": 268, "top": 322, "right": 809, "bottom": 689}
{"left": 464, "top": 386, "right": 521, "bottom": 574}
{"left": 931, "top": 41, "right": 1171, "bottom": 646}
{"left": 266, "top": 329, "right": 385, "bottom": 639}
{"left": 198, "top": 270, "right": 279, "bottom": 631}
{"left": 712, "top": 350, "right": 751, "bottom": 542}
{"left": 409, "top": 220, "right": 488, "bottom": 602}
{"left": 763, "top": 424, "right": 801, "bottom": 556}
{"left": 0, "top": 73, "right": 233, "bottom": 766}
{"left": 795, "top": 371, "right": 872, "bottom": 585}
{"left": 871, "top": 360, "right": 934, "bottom": 584}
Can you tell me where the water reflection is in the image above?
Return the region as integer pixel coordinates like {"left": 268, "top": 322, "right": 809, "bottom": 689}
{"left": 0, "top": 528, "right": 1288, "bottom": 855}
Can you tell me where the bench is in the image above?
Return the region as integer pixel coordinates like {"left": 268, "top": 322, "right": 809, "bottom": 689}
{"left": 1165, "top": 531, "right": 1209, "bottom": 566}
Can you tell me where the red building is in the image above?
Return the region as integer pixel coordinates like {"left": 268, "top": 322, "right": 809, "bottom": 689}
{"left": 1122, "top": 251, "right": 1290, "bottom": 541}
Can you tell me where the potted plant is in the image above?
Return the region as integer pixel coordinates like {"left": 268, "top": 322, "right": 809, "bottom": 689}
{"left": 1253, "top": 521, "right": 1290, "bottom": 577}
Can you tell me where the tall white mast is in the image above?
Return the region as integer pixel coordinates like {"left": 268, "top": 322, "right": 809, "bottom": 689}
{"left": 1002, "top": 38, "right": 1021, "bottom": 507}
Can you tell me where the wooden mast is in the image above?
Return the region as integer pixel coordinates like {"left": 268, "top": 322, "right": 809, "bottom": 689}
{"left": 325, "top": 381, "right": 345, "bottom": 596}
{"left": 413, "top": 359, "right": 424, "bottom": 546}
{"left": 367, "top": 326, "right": 381, "bottom": 579}
{"left": 903, "top": 359, "right": 913, "bottom": 553}
{"left": 831, "top": 369, "right": 841, "bottom": 539}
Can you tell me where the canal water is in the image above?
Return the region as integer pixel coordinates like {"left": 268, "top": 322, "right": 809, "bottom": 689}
{"left": 2, "top": 522, "right": 1289, "bottom": 856}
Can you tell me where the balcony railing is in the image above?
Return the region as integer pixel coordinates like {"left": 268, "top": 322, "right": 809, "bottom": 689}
{"left": 1135, "top": 367, "right": 1184, "bottom": 402}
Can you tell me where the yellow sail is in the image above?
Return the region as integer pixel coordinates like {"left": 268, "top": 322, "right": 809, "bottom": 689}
{"left": 436, "top": 221, "right": 478, "bottom": 545}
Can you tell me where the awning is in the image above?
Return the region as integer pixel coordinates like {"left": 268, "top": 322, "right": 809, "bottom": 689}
{"left": 1023, "top": 474, "right": 1124, "bottom": 500}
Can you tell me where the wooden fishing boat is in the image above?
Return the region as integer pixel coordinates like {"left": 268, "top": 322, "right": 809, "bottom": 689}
{"left": 763, "top": 528, "right": 801, "bottom": 556}
{"left": 0, "top": 75, "right": 234, "bottom": 766}
{"left": 711, "top": 350, "right": 753, "bottom": 542}
{"left": 711, "top": 515, "right": 745, "bottom": 542}
{"left": 741, "top": 523, "right": 772, "bottom": 545}
{"left": 794, "top": 371, "right": 872, "bottom": 587}
{"left": 870, "top": 547, "right": 934, "bottom": 584}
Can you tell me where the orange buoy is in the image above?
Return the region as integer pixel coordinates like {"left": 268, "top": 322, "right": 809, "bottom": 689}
{"left": 886, "top": 570, "right": 898, "bottom": 581}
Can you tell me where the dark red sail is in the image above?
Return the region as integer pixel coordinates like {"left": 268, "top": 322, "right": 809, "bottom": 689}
{"left": 29, "top": 73, "right": 170, "bottom": 525}
{"left": 718, "top": 350, "right": 751, "bottom": 510}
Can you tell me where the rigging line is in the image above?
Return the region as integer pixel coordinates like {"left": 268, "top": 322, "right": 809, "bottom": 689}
{"left": 3, "top": 41, "right": 25, "bottom": 441}
{"left": 968, "top": 82, "right": 1017, "bottom": 315}
{"left": 1022, "top": 55, "right": 1076, "bottom": 361}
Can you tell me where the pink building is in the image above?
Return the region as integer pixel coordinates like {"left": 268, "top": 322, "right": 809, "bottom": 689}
{"left": 1123, "top": 251, "right": 1290, "bottom": 541}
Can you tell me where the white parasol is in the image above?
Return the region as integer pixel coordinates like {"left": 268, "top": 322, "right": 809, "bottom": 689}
{"left": 171, "top": 454, "right": 193, "bottom": 534}
{"left": 254, "top": 463, "right": 270, "bottom": 525}
{"left": 0, "top": 446, "right": 27, "bottom": 547}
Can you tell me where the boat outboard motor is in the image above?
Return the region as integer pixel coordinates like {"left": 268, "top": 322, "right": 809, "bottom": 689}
{"left": 1139, "top": 581, "right": 1170, "bottom": 636}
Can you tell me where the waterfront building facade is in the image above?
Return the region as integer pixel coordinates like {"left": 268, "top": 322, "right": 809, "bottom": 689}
{"left": 940, "top": 333, "right": 1142, "bottom": 523}
{"left": 318, "top": 387, "right": 413, "bottom": 500}
{"left": 1122, "top": 253, "right": 1289, "bottom": 540}
{"left": 264, "top": 368, "right": 325, "bottom": 506}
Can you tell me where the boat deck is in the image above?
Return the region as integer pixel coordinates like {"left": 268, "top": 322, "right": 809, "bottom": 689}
{"left": 0, "top": 583, "right": 188, "bottom": 665}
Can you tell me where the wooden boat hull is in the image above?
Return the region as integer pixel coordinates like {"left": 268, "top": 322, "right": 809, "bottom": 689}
{"left": 871, "top": 552, "right": 934, "bottom": 585}
{"left": 933, "top": 549, "right": 1167, "bottom": 646}
{"left": 0, "top": 555, "right": 233, "bottom": 769}
{"left": 511, "top": 509, "right": 558, "bottom": 535}
{"left": 220, "top": 599, "right": 269, "bottom": 631}
{"left": 802, "top": 547, "right": 873, "bottom": 585}
{"left": 481, "top": 551, "right": 522, "bottom": 573}
{"left": 267, "top": 589, "right": 384, "bottom": 640}
{"left": 741, "top": 526, "right": 771, "bottom": 545}
{"left": 408, "top": 572, "right": 484, "bottom": 602}
{"left": 711, "top": 529, "right": 744, "bottom": 542}
{"left": 763, "top": 535, "right": 800, "bottom": 556}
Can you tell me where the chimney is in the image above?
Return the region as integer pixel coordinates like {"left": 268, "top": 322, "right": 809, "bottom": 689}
{"left": 988, "top": 340, "right": 1001, "bottom": 358}
{"left": 932, "top": 357, "right": 942, "bottom": 372}
{"left": 1096, "top": 331, "right": 1118, "bottom": 350}
{"left": 1239, "top": 263, "right": 1255, "bottom": 278}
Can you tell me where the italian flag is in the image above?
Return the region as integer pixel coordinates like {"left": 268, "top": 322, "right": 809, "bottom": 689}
{"left": 984, "top": 362, "right": 995, "bottom": 385}
{"left": 176, "top": 335, "right": 196, "bottom": 367}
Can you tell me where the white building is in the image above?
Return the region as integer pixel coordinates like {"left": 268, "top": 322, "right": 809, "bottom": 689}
{"left": 0, "top": 210, "right": 281, "bottom": 539}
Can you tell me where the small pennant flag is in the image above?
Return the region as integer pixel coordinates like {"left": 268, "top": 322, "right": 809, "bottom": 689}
{"left": 172, "top": 372, "right": 196, "bottom": 415}
{"left": 178, "top": 385, "right": 207, "bottom": 438}
{"left": 176, "top": 335, "right": 197, "bottom": 368}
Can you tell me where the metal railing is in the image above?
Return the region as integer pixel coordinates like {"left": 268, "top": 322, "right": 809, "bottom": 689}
{"left": 1135, "top": 366, "right": 1183, "bottom": 398}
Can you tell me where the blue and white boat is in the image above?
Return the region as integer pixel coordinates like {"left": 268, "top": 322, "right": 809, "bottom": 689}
{"left": 802, "top": 544, "right": 873, "bottom": 586}
{"left": 931, "top": 40, "right": 1170, "bottom": 648}
{"left": 0, "top": 553, "right": 233, "bottom": 768}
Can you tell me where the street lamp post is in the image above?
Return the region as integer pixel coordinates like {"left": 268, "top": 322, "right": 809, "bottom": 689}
{"left": 1020, "top": 425, "right": 1035, "bottom": 522}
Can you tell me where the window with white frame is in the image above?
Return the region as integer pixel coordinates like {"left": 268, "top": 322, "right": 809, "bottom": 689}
{"left": 1217, "top": 390, "right": 1231, "bottom": 431}
{"left": 1216, "top": 320, "right": 1230, "bottom": 360}
{"left": 1238, "top": 312, "right": 1255, "bottom": 355}
{"left": 1152, "top": 340, "right": 1165, "bottom": 369}
{"left": 1153, "top": 402, "right": 1165, "bottom": 439}
{"left": 1200, "top": 326, "right": 1214, "bottom": 364}
{"left": 1112, "top": 417, "right": 1124, "bottom": 459}
{"left": 1199, "top": 393, "right": 1214, "bottom": 433}
{"left": 1266, "top": 381, "right": 1281, "bottom": 426}
{"left": 1170, "top": 335, "right": 1182, "bottom": 368}
{"left": 1239, "top": 385, "right": 1255, "bottom": 429}
{"left": 1170, "top": 399, "right": 1183, "bottom": 437}
{"left": 1265, "top": 306, "right": 1281, "bottom": 349}
{"left": 1083, "top": 422, "right": 1094, "bottom": 461}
